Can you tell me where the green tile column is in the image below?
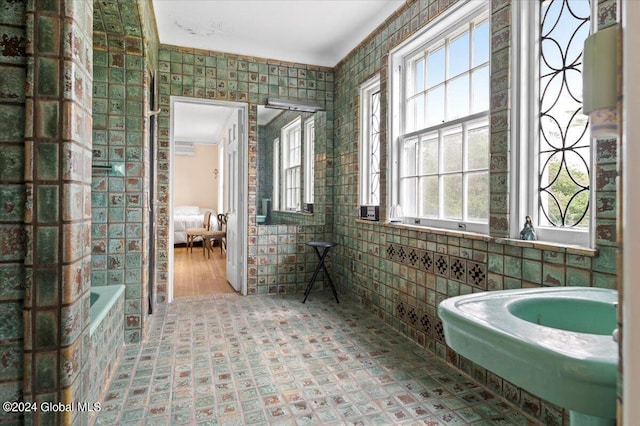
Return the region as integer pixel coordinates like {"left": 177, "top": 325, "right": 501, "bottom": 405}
{"left": 23, "top": 0, "right": 94, "bottom": 424}
{"left": 0, "top": 0, "right": 27, "bottom": 423}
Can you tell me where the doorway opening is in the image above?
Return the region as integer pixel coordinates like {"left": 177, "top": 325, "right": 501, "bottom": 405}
{"left": 168, "top": 97, "right": 248, "bottom": 301}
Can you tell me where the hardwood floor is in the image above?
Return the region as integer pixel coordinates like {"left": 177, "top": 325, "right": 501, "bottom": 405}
{"left": 173, "top": 244, "right": 236, "bottom": 298}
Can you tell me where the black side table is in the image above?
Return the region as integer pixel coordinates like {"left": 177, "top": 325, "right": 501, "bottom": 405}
{"left": 302, "top": 241, "right": 339, "bottom": 303}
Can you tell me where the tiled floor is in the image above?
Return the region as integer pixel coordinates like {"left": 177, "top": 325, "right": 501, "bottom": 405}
{"left": 92, "top": 292, "right": 540, "bottom": 425}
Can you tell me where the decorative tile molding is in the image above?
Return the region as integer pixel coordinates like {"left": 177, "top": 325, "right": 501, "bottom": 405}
{"left": 387, "top": 243, "right": 488, "bottom": 290}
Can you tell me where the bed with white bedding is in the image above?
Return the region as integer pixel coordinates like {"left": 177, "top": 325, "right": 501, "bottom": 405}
{"left": 173, "top": 206, "right": 217, "bottom": 245}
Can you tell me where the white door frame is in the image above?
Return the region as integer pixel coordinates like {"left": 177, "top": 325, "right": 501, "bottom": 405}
{"left": 168, "top": 96, "right": 248, "bottom": 301}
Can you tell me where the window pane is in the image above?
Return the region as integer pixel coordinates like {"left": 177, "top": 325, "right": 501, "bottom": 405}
{"left": 472, "top": 65, "right": 490, "bottom": 113}
{"left": 400, "top": 177, "right": 417, "bottom": 217}
{"left": 442, "top": 174, "right": 462, "bottom": 220}
{"left": 447, "top": 74, "right": 470, "bottom": 120}
{"left": 449, "top": 31, "right": 470, "bottom": 78}
{"left": 419, "top": 135, "right": 439, "bottom": 175}
{"left": 401, "top": 139, "right": 418, "bottom": 177}
{"left": 539, "top": 0, "right": 591, "bottom": 230}
{"left": 407, "top": 94, "right": 425, "bottom": 133}
{"left": 426, "top": 86, "right": 445, "bottom": 126}
{"left": 427, "top": 47, "right": 445, "bottom": 88}
{"left": 415, "top": 94, "right": 425, "bottom": 130}
{"left": 414, "top": 57, "right": 425, "bottom": 94}
{"left": 467, "top": 124, "right": 489, "bottom": 170}
{"left": 442, "top": 129, "right": 462, "bottom": 173}
{"left": 467, "top": 171, "right": 489, "bottom": 222}
{"left": 420, "top": 176, "right": 439, "bottom": 218}
{"left": 473, "top": 20, "right": 490, "bottom": 66}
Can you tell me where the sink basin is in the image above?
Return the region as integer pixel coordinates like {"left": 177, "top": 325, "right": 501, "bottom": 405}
{"left": 438, "top": 287, "right": 618, "bottom": 425}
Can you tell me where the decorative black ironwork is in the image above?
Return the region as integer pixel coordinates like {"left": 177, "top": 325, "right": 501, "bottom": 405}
{"left": 368, "top": 90, "right": 381, "bottom": 205}
{"left": 539, "top": 0, "right": 591, "bottom": 228}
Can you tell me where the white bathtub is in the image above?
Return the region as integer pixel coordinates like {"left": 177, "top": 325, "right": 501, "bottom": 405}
{"left": 89, "top": 285, "right": 125, "bottom": 335}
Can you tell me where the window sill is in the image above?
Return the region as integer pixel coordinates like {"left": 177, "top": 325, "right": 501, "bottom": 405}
{"left": 357, "top": 220, "right": 598, "bottom": 257}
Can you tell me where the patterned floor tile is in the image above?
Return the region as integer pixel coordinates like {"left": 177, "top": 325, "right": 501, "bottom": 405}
{"left": 92, "top": 291, "right": 541, "bottom": 425}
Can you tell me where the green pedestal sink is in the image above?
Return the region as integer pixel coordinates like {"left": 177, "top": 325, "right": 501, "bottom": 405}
{"left": 438, "top": 287, "right": 618, "bottom": 425}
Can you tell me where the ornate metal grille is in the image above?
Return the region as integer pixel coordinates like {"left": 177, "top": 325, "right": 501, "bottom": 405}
{"left": 539, "top": 0, "right": 591, "bottom": 228}
{"left": 368, "top": 89, "right": 381, "bottom": 205}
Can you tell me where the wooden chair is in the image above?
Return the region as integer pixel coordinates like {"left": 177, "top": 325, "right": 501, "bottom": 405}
{"left": 203, "top": 213, "right": 227, "bottom": 258}
{"left": 185, "top": 210, "right": 212, "bottom": 253}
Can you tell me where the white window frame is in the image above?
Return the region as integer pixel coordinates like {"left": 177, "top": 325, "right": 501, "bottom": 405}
{"left": 272, "top": 137, "right": 280, "bottom": 210}
{"left": 389, "top": 0, "right": 490, "bottom": 233}
{"left": 360, "top": 75, "right": 382, "bottom": 207}
{"left": 511, "top": 1, "right": 594, "bottom": 247}
{"left": 304, "top": 117, "right": 315, "bottom": 206}
{"left": 281, "top": 117, "right": 302, "bottom": 211}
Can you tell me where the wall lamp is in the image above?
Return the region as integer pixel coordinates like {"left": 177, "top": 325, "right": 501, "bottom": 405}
{"left": 583, "top": 25, "right": 619, "bottom": 138}
{"left": 265, "top": 97, "right": 322, "bottom": 113}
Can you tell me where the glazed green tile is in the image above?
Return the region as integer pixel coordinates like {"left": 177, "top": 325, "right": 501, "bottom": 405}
{"left": 566, "top": 267, "right": 591, "bottom": 287}
{"left": 109, "top": 83, "right": 125, "bottom": 99}
{"left": 94, "top": 50, "right": 108, "bottom": 66}
{"left": 107, "top": 268, "right": 124, "bottom": 284}
{"left": 126, "top": 100, "right": 143, "bottom": 116}
{"left": 108, "top": 130, "right": 125, "bottom": 145}
{"left": 0, "top": 342, "right": 22, "bottom": 381}
{"left": 38, "top": 101, "right": 59, "bottom": 138}
{"left": 35, "top": 268, "right": 58, "bottom": 306}
{"left": 0, "top": 25, "right": 26, "bottom": 65}
{"left": 109, "top": 67, "right": 125, "bottom": 84}
{"left": 35, "top": 143, "right": 58, "bottom": 180}
{"left": 0, "top": 66, "right": 25, "bottom": 102}
{"left": 126, "top": 116, "right": 143, "bottom": 131}
{"left": 109, "top": 115, "right": 125, "bottom": 131}
{"left": 0, "top": 104, "right": 25, "bottom": 141}
{"left": 593, "top": 246, "right": 617, "bottom": 274}
{"left": 37, "top": 57, "right": 59, "bottom": 96}
{"left": 487, "top": 253, "right": 503, "bottom": 274}
{"left": 37, "top": 15, "right": 58, "bottom": 55}
{"left": 543, "top": 250, "right": 565, "bottom": 265}
{"left": 593, "top": 271, "right": 617, "bottom": 289}
{"left": 542, "top": 263, "right": 565, "bottom": 287}
{"left": 37, "top": 0, "right": 59, "bottom": 13}
{"left": 36, "top": 227, "right": 58, "bottom": 264}
{"left": 522, "top": 247, "right": 542, "bottom": 260}
{"left": 109, "top": 207, "right": 124, "bottom": 222}
{"left": 125, "top": 255, "right": 142, "bottom": 269}
{"left": 567, "top": 253, "right": 592, "bottom": 269}
{"left": 36, "top": 185, "right": 58, "bottom": 223}
{"left": 0, "top": 185, "right": 24, "bottom": 221}
{"left": 0, "top": 302, "right": 21, "bottom": 339}
{"left": 522, "top": 259, "right": 542, "bottom": 283}
{"left": 35, "top": 309, "right": 57, "bottom": 348}
{"left": 93, "top": 81, "right": 108, "bottom": 97}
{"left": 34, "top": 352, "right": 57, "bottom": 391}
{"left": 60, "top": 301, "right": 81, "bottom": 345}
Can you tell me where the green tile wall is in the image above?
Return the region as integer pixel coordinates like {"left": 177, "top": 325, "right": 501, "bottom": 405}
{"left": 330, "top": 0, "right": 619, "bottom": 424}
{"left": 91, "top": 0, "right": 158, "bottom": 345}
{"left": 0, "top": 4, "right": 27, "bottom": 422}
{"left": 155, "top": 45, "right": 335, "bottom": 297}
{"left": 19, "top": 0, "right": 95, "bottom": 424}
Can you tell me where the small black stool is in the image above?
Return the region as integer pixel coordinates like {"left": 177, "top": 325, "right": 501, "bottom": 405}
{"left": 302, "top": 241, "right": 339, "bottom": 303}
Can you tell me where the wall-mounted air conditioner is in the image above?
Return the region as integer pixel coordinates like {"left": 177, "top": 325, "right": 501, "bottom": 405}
{"left": 175, "top": 142, "right": 194, "bottom": 156}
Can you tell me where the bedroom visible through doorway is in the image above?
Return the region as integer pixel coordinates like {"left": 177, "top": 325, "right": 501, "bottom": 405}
{"left": 168, "top": 97, "right": 247, "bottom": 300}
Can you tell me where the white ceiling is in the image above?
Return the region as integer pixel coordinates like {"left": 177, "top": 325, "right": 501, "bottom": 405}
{"left": 173, "top": 101, "right": 234, "bottom": 144}
{"left": 157, "top": 0, "right": 404, "bottom": 143}
{"left": 152, "top": 0, "right": 404, "bottom": 67}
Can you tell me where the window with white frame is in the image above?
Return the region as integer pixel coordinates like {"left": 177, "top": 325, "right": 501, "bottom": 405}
{"left": 281, "top": 118, "right": 302, "bottom": 211}
{"left": 360, "top": 75, "right": 381, "bottom": 208}
{"left": 390, "top": 2, "right": 490, "bottom": 233}
{"left": 304, "top": 117, "right": 315, "bottom": 207}
{"left": 272, "top": 137, "right": 280, "bottom": 210}
{"left": 514, "top": 0, "right": 593, "bottom": 246}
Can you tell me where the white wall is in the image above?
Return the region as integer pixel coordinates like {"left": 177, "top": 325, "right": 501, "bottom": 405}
{"left": 174, "top": 143, "right": 219, "bottom": 210}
